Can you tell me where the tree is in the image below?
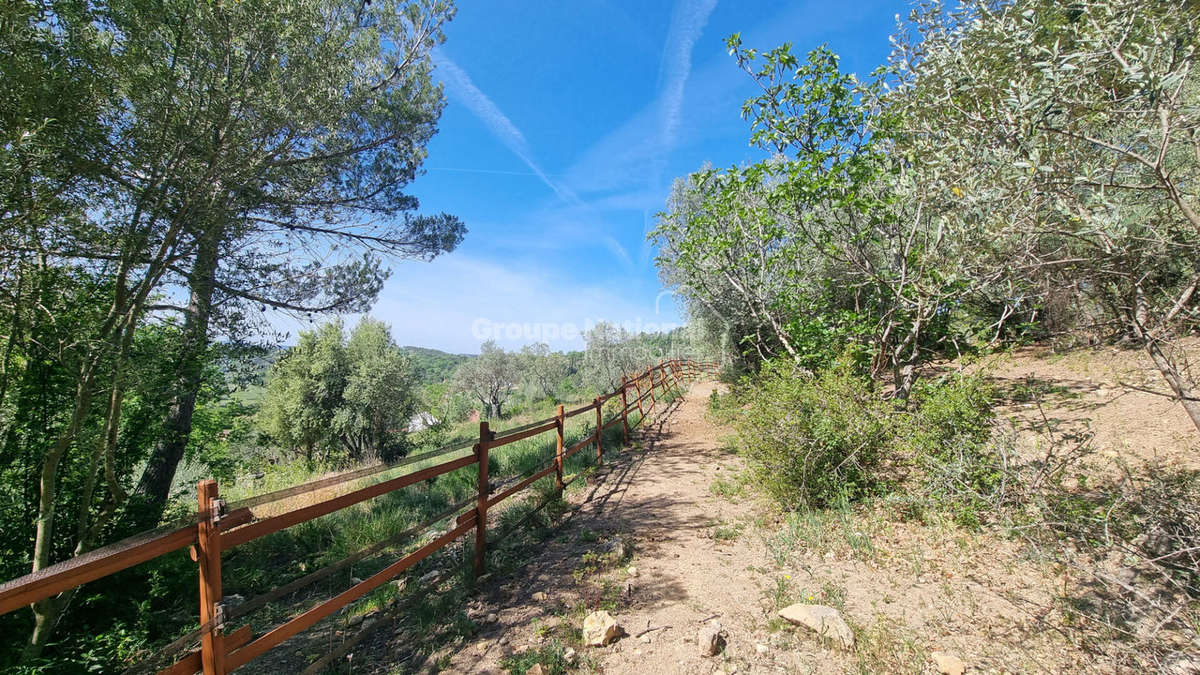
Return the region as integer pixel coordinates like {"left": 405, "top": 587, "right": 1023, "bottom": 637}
{"left": 891, "top": 0, "right": 1200, "bottom": 427}
{"left": 583, "top": 322, "right": 647, "bottom": 392}
{"left": 2, "top": 0, "right": 465, "bottom": 653}
{"left": 337, "top": 319, "right": 418, "bottom": 462}
{"left": 261, "top": 318, "right": 416, "bottom": 464}
{"left": 519, "top": 343, "right": 567, "bottom": 400}
{"left": 453, "top": 341, "right": 518, "bottom": 419}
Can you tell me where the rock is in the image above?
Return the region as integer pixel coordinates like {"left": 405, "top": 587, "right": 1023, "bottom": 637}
{"left": 627, "top": 566, "right": 638, "bottom": 577}
{"left": 532, "top": 591, "right": 548, "bottom": 602}
{"left": 931, "top": 651, "right": 965, "bottom": 675}
{"left": 1162, "top": 652, "right": 1200, "bottom": 675}
{"left": 583, "top": 610, "right": 622, "bottom": 646}
{"left": 419, "top": 570, "right": 440, "bottom": 585}
{"left": 348, "top": 613, "right": 364, "bottom": 627}
{"left": 755, "top": 643, "right": 769, "bottom": 655}
{"left": 498, "top": 635, "right": 509, "bottom": 646}
{"left": 778, "top": 604, "right": 854, "bottom": 650}
{"left": 527, "top": 664, "right": 546, "bottom": 675}
{"left": 640, "top": 634, "right": 652, "bottom": 643}
{"left": 563, "top": 647, "right": 577, "bottom": 664}
{"left": 350, "top": 577, "right": 364, "bottom": 586}
{"left": 698, "top": 620, "right": 725, "bottom": 657}
{"left": 391, "top": 579, "right": 406, "bottom": 592}
{"left": 605, "top": 538, "right": 631, "bottom": 559}
{"left": 222, "top": 594, "right": 246, "bottom": 609}
{"left": 486, "top": 613, "right": 498, "bottom": 623}
{"left": 623, "top": 581, "right": 634, "bottom": 597}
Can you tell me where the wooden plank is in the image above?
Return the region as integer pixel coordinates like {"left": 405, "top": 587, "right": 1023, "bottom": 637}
{"left": 486, "top": 463, "right": 557, "bottom": 508}
{"left": 563, "top": 402, "right": 596, "bottom": 419}
{"left": 157, "top": 625, "right": 252, "bottom": 675}
{"left": 221, "top": 454, "right": 475, "bottom": 550}
{"left": 0, "top": 524, "right": 197, "bottom": 616}
{"left": 486, "top": 420, "right": 556, "bottom": 448}
{"left": 602, "top": 416, "right": 623, "bottom": 431}
{"left": 226, "top": 518, "right": 475, "bottom": 671}
{"left": 564, "top": 436, "right": 592, "bottom": 458}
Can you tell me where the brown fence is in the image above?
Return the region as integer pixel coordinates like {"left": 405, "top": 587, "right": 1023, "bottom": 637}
{"left": 0, "top": 358, "right": 718, "bottom": 674}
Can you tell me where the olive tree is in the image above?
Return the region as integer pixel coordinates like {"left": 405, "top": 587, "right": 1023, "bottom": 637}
{"left": 454, "top": 341, "right": 518, "bottom": 419}
{"left": 892, "top": 0, "right": 1200, "bottom": 428}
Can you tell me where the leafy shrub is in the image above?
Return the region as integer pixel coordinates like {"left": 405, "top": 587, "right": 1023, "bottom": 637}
{"left": 733, "top": 359, "right": 895, "bottom": 508}
{"left": 902, "top": 374, "right": 999, "bottom": 528}
{"left": 732, "top": 360, "right": 998, "bottom": 516}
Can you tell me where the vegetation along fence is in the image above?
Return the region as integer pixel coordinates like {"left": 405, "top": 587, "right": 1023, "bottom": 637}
{"left": 0, "top": 359, "right": 717, "bottom": 674}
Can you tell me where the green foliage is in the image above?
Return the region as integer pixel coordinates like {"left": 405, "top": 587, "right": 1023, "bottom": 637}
{"left": 732, "top": 359, "right": 895, "bottom": 508}
{"left": 731, "top": 358, "right": 997, "bottom": 516}
{"left": 500, "top": 640, "right": 572, "bottom": 674}
{"left": 261, "top": 318, "right": 417, "bottom": 465}
{"left": 402, "top": 346, "right": 474, "bottom": 384}
{"left": 902, "top": 375, "right": 1000, "bottom": 529}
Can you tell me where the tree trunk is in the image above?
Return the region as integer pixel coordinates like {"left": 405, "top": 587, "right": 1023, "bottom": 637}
{"left": 1130, "top": 286, "right": 1200, "bottom": 433}
{"left": 132, "top": 232, "right": 220, "bottom": 525}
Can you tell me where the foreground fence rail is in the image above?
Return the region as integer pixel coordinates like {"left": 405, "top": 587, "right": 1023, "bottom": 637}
{"left": 0, "top": 359, "right": 717, "bottom": 674}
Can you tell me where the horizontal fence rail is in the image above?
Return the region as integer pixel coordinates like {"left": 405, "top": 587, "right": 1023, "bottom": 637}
{"left": 0, "top": 359, "right": 718, "bottom": 674}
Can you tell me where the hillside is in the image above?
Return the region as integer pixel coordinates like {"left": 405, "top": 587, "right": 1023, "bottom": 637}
{"left": 402, "top": 346, "right": 475, "bottom": 384}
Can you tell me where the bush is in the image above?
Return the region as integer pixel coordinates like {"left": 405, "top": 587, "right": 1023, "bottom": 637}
{"left": 732, "top": 360, "right": 997, "bottom": 515}
{"left": 903, "top": 374, "right": 998, "bottom": 526}
{"left": 733, "top": 359, "right": 895, "bottom": 508}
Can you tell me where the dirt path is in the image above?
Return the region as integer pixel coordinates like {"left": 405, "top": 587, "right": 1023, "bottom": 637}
{"left": 442, "top": 380, "right": 787, "bottom": 674}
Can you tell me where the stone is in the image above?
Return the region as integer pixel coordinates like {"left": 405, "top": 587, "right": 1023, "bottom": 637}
{"left": 419, "top": 570, "right": 440, "bottom": 585}
{"left": 350, "top": 577, "right": 364, "bottom": 586}
{"left": 486, "top": 613, "right": 498, "bottom": 623}
{"left": 532, "top": 591, "right": 548, "bottom": 602}
{"left": 606, "top": 538, "right": 631, "bottom": 559}
{"left": 583, "top": 610, "right": 622, "bottom": 646}
{"left": 640, "top": 634, "right": 652, "bottom": 643}
{"left": 755, "top": 643, "right": 769, "bottom": 655}
{"left": 1162, "top": 652, "right": 1200, "bottom": 675}
{"left": 563, "top": 647, "right": 577, "bottom": 664}
{"left": 931, "top": 651, "right": 965, "bottom": 675}
{"left": 527, "top": 665, "right": 546, "bottom": 675}
{"left": 627, "top": 566, "right": 638, "bottom": 577}
{"left": 777, "top": 604, "right": 854, "bottom": 650}
{"left": 698, "top": 620, "right": 725, "bottom": 657}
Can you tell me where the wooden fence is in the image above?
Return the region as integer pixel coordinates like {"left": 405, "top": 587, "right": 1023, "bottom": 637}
{"left": 0, "top": 358, "right": 717, "bottom": 674}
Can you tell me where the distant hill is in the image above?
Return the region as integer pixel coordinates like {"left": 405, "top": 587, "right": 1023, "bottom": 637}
{"left": 401, "top": 346, "right": 473, "bottom": 384}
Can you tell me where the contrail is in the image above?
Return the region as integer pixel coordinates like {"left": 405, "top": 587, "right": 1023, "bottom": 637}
{"left": 433, "top": 51, "right": 582, "bottom": 206}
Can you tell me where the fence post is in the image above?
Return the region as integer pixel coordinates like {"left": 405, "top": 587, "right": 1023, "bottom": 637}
{"left": 648, "top": 367, "right": 657, "bottom": 412}
{"left": 474, "top": 420, "right": 491, "bottom": 578}
{"left": 633, "top": 371, "right": 645, "bottom": 421}
{"left": 619, "top": 376, "right": 630, "bottom": 446}
{"left": 197, "top": 479, "right": 225, "bottom": 675}
{"left": 555, "top": 404, "right": 565, "bottom": 494}
{"left": 594, "top": 396, "right": 603, "bottom": 463}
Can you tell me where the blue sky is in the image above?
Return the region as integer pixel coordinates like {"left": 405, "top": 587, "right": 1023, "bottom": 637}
{"left": 367, "top": 0, "right": 909, "bottom": 353}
